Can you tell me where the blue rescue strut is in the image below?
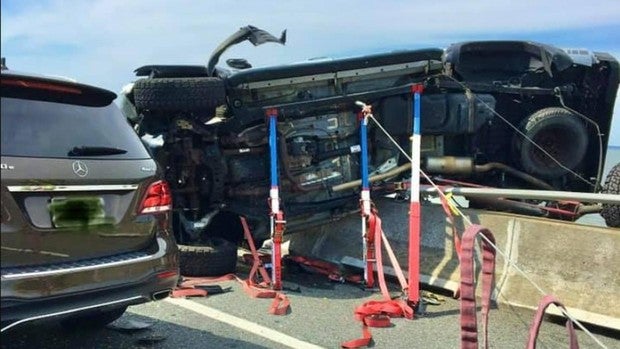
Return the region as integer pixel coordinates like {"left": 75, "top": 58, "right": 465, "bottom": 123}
{"left": 267, "top": 108, "right": 283, "bottom": 290}
{"left": 356, "top": 101, "right": 374, "bottom": 288}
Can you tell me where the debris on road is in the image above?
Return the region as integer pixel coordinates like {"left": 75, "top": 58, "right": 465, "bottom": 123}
{"left": 136, "top": 334, "right": 167, "bottom": 345}
{"left": 107, "top": 318, "right": 154, "bottom": 333}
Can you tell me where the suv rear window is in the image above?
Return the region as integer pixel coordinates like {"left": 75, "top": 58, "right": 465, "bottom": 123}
{"left": 1, "top": 96, "right": 150, "bottom": 159}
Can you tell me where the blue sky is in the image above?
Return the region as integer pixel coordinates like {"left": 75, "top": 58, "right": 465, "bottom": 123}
{"left": 2, "top": 0, "right": 620, "bottom": 144}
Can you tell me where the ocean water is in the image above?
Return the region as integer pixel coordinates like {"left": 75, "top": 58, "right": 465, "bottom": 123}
{"left": 574, "top": 145, "right": 619, "bottom": 227}
{"left": 604, "top": 145, "right": 620, "bottom": 178}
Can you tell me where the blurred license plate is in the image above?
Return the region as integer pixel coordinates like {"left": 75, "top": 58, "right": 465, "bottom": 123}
{"left": 49, "top": 196, "right": 111, "bottom": 228}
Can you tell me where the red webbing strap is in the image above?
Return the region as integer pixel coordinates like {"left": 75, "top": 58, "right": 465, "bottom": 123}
{"left": 459, "top": 225, "right": 496, "bottom": 349}
{"left": 341, "top": 301, "right": 408, "bottom": 348}
{"left": 240, "top": 216, "right": 289, "bottom": 315}
{"left": 381, "top": 232, "right": 408, "bottom": 292}
{"left": 342, "top": 211, "right": 413, "bottom": 348}
{"left": 369, "top": 212, "right": 390, "bottom": 300}
{"left": 269, "top": 292, "right": 291, "bottom": 315}
{"left": 173, "top": 217, "right": 290, "bottom": 315}
{"left": 240, "top": 216, "right": 272, "bottom": 286}
{"left": 172, "top": 274, "right": 289, "bottom": 315}
{"left": 238, "top": 279, "right": 291, "bottom": 315}
{"left": 371, "top": 212, "right": 412, "bottom": 319}
{"left": 371, "top": 210, "right": 409, "bottom": 297}
{"left": 526, "top": 295, "right": 579, "bottom": 349}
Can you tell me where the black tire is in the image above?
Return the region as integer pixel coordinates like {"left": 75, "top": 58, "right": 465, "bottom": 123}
{"left": 513, "top": 107, "right": 588, "bottom": 178}
{"left": 601, "top": 163, "right": 620, "bottom": 228}
{"left": 60, "top": 306, "right": 127, "bottom": 330}
{"left": 133, "top": 77, "right": 225, "bottom": 112}
{"left": 178, "top": 237, "right": 238, "bottom": 276}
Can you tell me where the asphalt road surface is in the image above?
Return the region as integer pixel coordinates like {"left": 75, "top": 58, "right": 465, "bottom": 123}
{"left": 2, "top": 263, "right": 619, "bottom": 349}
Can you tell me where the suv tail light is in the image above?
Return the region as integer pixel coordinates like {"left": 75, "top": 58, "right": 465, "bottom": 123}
{"left": 1, "top": 78, "right": 82, "bottom": 94}
{"left": 139, "top": 180, "right": 172, "bottom": 214}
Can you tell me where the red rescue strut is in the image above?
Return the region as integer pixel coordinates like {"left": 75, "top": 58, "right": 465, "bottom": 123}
{"left": 407, "top": 84, "right": 423, "bottom": 306}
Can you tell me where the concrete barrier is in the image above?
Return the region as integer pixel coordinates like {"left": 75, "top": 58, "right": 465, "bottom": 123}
{"left": 287, "top": 197, "right": 620, "bottom": 330}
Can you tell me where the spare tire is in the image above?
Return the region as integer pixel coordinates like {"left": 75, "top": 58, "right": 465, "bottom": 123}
{"left": 133, "top": 77, "right": 226, "bottom": 112}
{"left": 178, "top": 237, "right": 237, "bottom": 276}
{"left": 513, "top": 107, "right": 588, "bottom": 178}
{"left": 601, "top": 163, "right": 620, "bottom": 228}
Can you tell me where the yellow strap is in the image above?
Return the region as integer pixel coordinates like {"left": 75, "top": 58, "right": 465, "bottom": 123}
{"left": 444, "top": 193, "right": 461, "bottom": 216}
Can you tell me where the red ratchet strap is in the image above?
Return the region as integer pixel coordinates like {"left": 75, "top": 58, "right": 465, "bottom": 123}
{"left": 459, "top": 224, "right": 496, "bottom": 349}
{"left": 361, "top": 200, "right": 375, "bottom": 289}
{"left": 526, "top": 295, "right": 579, "bottom": 349}
{"left": 271, "top": 210, "right": 285, "bottom": 291}
{"left": 364, "top": 221, "right": 376, "bottom": 289}
{"left": 171, "top": 217, "right": 290, "bottom": 316}
{"left": 342, "top": 211, "right": 413, "bottom": 349}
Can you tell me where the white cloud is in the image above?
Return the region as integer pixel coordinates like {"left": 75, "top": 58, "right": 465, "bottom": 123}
{"left": 3, "top": 0, "right": 620, "bottom": 90}
{"left": 2, "top": 0, "right": 620, "bottom": 144}
{"left": 610, "top": 87, "right": 620, "bottom": 144}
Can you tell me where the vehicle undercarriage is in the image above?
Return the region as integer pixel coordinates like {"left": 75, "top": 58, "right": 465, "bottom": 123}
{"left": 119, "top": 27, "right": 619, "bottom": 247}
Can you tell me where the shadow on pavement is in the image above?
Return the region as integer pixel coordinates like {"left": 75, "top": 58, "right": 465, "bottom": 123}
{"left": 0, "top": 311, "right": 271, "bottom": 349}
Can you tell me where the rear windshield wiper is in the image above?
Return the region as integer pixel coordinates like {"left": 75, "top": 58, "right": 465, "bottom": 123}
{"left": 68, "top": 146, "right": 128, "bottom": 156}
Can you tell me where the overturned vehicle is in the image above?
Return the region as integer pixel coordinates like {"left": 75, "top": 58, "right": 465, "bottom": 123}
{"left": 120, "top": 26, "right": 619, "bottom": 274}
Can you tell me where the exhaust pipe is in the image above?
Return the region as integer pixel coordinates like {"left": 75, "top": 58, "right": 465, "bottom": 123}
{"left": 425, "top": 156, "right": 554, "bottom": 190}
{"left": 151, "top": 289, "right": 171, "bottom": 301}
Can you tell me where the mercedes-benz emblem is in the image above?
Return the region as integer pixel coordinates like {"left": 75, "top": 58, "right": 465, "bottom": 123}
{"left": 72, "top": 161, "right": 89, "bottom": 177}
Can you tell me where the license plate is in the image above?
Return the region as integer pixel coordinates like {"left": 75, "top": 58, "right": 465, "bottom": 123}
{"left": 49, "top": 196, "right": 112, "bottom": 228}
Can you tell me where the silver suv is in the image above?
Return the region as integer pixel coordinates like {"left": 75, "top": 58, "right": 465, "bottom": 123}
{"left": 1, "top": 67, "right": 179, "bottom": 332}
